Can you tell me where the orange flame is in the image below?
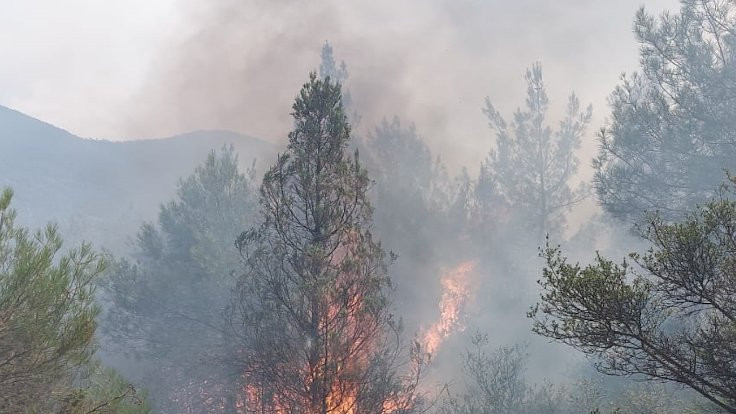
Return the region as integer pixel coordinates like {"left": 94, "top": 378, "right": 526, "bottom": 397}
{"left": 422, "top": 260, "right": 477, "bottom": 356}
{"left": 238, "top": 230, "right": 413, "bottom": 413}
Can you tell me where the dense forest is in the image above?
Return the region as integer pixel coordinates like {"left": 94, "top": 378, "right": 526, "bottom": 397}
{"left": 3, "top": 0, "right": 736, "bottom": 413}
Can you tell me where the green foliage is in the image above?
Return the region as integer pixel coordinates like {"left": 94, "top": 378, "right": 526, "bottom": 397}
{"left": 53, "top": 360, "right": 150, "bottom": 414}
{"left": 0, "top": 187, "right": 147, "bottom": 412}
{"left": 101, "top": 146, "right": 258, "bottom": 412}
{"left": 530, "top": 177, "right": 736, "bottom": 412}
{"left": 595, "top": 0, "right": 736, "bottom": 222}
{"left": 231, "top": 73, "right": 424, "bottom": 413}
{"left": 480, "top": 63, "right": 591, "bottom": 238}
{"left": 0, "top": 187, "right": 101, "bottom": 410}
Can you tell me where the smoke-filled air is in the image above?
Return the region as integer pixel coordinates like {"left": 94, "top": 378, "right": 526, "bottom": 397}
{"left": 6, "top": 0, "right": 736, "bottom": 412}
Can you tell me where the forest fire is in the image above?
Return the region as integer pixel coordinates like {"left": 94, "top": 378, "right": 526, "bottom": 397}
{"left": 422, "top": 261, "right": 477, "bottom": 356}
{"left": 237, "top": 301, "right": 413, "bottom": 413}
{"left": 6, "top": 0, "right": 733, "bottom": 411}
{"left": 234, "top": 227, "right": 417, "bottom": 414}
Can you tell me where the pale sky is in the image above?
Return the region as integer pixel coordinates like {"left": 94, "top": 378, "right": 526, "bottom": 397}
{"left": 0, "top": 0, "right": 678, "bottom": 173}
{"left": 0, "top": 0, "right": 181, "bottom": 137}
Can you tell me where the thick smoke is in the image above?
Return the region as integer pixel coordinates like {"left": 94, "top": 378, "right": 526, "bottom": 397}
{"left": 6, "top": 1, "right": 712, "bottom": 411}
{"left": 122, "top": 0, "right": 677, "bottom": 172}
{"left": 112, "top": 0, "right": 684, "bottom": 396}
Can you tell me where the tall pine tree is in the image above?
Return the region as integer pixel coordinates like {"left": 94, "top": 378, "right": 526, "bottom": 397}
{"left": 479, "top": 63, "right": 591, "bottom": 239}
{"left": 230, "top": 73, "right": 423, "bottom": 413}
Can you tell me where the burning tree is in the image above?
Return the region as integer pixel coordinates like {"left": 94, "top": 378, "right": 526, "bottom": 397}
{"left": 229, "top": 73, "right": 424, "bottom": 413}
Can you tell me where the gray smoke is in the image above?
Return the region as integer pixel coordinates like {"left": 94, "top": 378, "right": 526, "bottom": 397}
{"left": 121, "top": 0, "right": 677, "bottom": 173}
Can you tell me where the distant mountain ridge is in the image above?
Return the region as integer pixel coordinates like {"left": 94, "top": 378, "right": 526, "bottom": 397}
{"left": 0, "top": 105, "right": 277, "bottom": 252}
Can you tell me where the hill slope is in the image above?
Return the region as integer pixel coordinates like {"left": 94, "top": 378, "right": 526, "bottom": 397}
{"left": 0, "top": 105, "right": 277, "bottom": 252}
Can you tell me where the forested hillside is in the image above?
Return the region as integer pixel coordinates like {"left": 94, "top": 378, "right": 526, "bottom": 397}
{"left": 0, "top": 105, "right": 275, "bottom": 251}
{"left": 4, "top": 0, "right": 736, "bottom": 412}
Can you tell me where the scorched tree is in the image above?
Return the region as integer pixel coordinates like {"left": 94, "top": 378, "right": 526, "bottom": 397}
{"left": 230, "top": 73, "right": 423, "bottom": 413}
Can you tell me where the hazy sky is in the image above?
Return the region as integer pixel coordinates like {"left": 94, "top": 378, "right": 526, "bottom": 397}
{"left": 1, "top": 0, "right": 678, "bottom": 172}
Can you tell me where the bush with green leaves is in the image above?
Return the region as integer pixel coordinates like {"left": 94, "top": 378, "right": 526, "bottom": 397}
{"left": 530, "top": 177, "right": 736, "bottom": 412}
{"left": 0, "top": 187, "right": 147, "bottom": 413}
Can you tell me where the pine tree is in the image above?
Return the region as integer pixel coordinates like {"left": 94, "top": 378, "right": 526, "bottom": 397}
{"left": 0, "top": 188, "right": 147, "bottom": 412}
{"left": 319, "top": 42, "right": 348, "bottom": 84}
{"left": 319, "top": 41, "right": 360, "bottom": 126}
{"left": 479, "top": 63, "right": 591, "bottom": 239}
{"left": 230, "top": 73, "right": 423, "bottom": 413}
{"left": 363, "top": 117, "right": 457, "bottom": 257}
{"left": 102, "top": 146, "right": 258, "bottom": 412}
{"left": 595, "top": 0, "right": 736, "bottom": 222}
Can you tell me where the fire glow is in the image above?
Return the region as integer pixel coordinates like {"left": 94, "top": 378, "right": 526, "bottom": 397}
{"left": 237, "top": 231, "right": 417, "bottom": 413}
{"left": 422, "top": 260, "right": 477, "bottom": 356}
